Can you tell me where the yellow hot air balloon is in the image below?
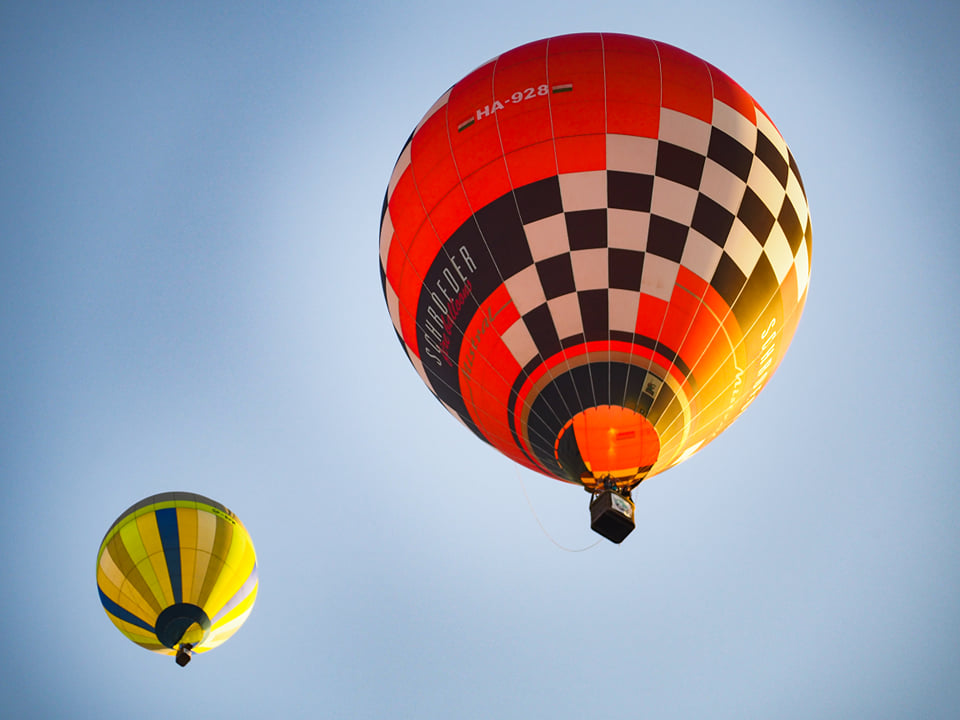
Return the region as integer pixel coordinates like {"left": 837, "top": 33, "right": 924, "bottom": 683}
{"left": 379, "top": 33, "right": 811, "bottom": 542}
{"left": 96, "top": 492, "right": 258, "bottom": 666}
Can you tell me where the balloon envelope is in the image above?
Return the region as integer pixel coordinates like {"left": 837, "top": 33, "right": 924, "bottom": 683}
{"left": 96, "top": 492, "right": 258, "bottom": 662}
{"left": 380, "top": 33, "right": 811, "bottom": 492}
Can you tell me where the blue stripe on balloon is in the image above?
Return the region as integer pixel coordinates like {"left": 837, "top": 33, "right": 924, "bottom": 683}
{"left": 98, "top": 587, "right": 155, "bottom": 633}
{"left": 154, "top": 507, "right": 182, "bottom": 604}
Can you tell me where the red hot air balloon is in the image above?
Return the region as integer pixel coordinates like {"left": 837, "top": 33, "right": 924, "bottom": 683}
{"left": 379, "top": 33, "right": 811, "bottom": 542}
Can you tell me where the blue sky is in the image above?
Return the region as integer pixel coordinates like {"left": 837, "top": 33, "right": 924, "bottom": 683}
{"left": 2, "top": 1, "right": 958, "bottom": 717}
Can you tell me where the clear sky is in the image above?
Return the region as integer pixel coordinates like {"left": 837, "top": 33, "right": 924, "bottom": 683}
{"left": 2, "top": 1, "right": 958, "bottom": 717}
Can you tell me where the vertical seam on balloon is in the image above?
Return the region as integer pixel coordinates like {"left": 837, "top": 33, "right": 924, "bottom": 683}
{"left": 633, "top": 50, "right": 725, "bottom": 477}
{"left": 192, "top": 510, "right": 214, "bottom": 606}
{"left": 601, "top": 32, "right": 612, "bottom": 420}
{"left": 653, "top": 106, "right": 809, "bottom": 447}
{"left": 567, "top": 34, "right": 605, "bottom": 468}
{"left": 635, "top": 40, "right": 678, "bottom": 431}
{"left": 653, "top": 121, "right": 805, "bottom": 446}
{"left": 617, "top": 38, "right": 674, "bottom": 466}
{"left": 667, "top": 281, "right": 740, "bottom": 431}
{"left": 426, "top": 78, "right": 565, "bottom": 464}
{"left": 211, "top": 562, "right": 258, "bottom": 624}
{"left": 206, "top": 518, "right": 238, "bottom": 615}
{"left": 672, "top": 64, "right": 745, "bottom": 424}
{"left": 177, "top": 507, "right": 195, "bottom": 604}
{"left": 631, "top": 48, "right": 723, "bottom": 480}
{"left": 100, "top": 540, "right": 160, "bottom": 626}
{"left": 536, "top": 35, "right": 596, "bottom": 464}
{"left": 155, "top": 506, "right": 183, "bottom": 605}
{"left": 655, "top": 270, "right": 787, "bottom": 446}
{"left": 655, "top": 193, "right": 809, "bottom": 445}
{"left": 193, "top": 507, "right": 217, "bottom": 606}
{"left": 130, "top": 510, "right": 168, "bottom": 613}
{"left": 383, "top": 133, "right": 552, "bottom": 458}
{"left": 645, "top": 59, "right": 724, "bottom": 446}
{"left": 487, "top": 40, "right": 576, "bottom": 430}
{"left": 423, "top": 56, "right": 562, "bottom": 469}
{"left": 520, "top": 36, "right": 584, "bottom": 428}
{"left": 382, "top": 141, "right": 453, "bottom": 387}
{"left": 617, "top": 38, "right": 663, "bottom": 417}
{"left": 426, "top": 43, "right": 577, "bottom": 464}
{"left": 559, "top": 38, "right": 599, "bottom": 419}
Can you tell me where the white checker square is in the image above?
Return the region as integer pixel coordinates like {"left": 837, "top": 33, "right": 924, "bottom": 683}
{"left": 659, "top": 108, "right": 711, "bottom": 155}
{"left": 609, "top": 288, "right": 641, "bottom": 333}
{"left": 794, "top": 240, "right": 811, "bottom": 302}
{"left": 548, "top": 293, "right": 584, "bottom": 340}
{"left": 505, "top": 264, "right": 547, "bottom": 314}
{"left": 700, "top": 158, "right": 747, "bottom": 212}
{"left": 711, "top": 100, "right": 757, "bottom": 149}
{"left": 385, "top": 279, "right": 403, "bottom": 335}
{"left": 379, "top": 213, "right": 394, "bottom": 267}
{"left": 640, "top": 254, "right": 680, "bottom": 301}
{"left": 570, "top": 248, "right": 608, "bottom": 291}
{"left": 725, "top": 218, "right": 763, "bottom": 276}
{"left": 651, "top": 177, "right": 699, "bottom": 226}
{"left": 606, "top": 134, "right": 657, "bottom": 174}
{"left": 784, "top": 172, "right": 808, "bottom": 227}
{"left": 680, "top": 229, "right": 724, "bottom": 282}
{"left": 502, "top": 317, "right": 540, "bottom": 368}
{"left": 607, "top": 208, "right": 649, "bottom": 251}
{"left": 524, "top": 214, "right": 570, "bottom": 261}
{"left": 387, "top": 143, "right": 412, "bottom": 198}
{"left": 407, "top": 345, "right": 433, "bottom": 393}
{"left": 746, "top": 159, "right": 786, "bottom": 215}
{"left": 763, "top": 224, "right": 794, "bottom": 284}
{"left": 559, "top": 171, "right": 607, "bottom": 212}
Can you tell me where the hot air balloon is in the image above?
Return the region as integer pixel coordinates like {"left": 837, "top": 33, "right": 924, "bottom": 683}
{"left": 379, "top": 33, "right": 811, "bottom": 542}
{"left": 96, "top": 492, "right": 258, "bottom": 666}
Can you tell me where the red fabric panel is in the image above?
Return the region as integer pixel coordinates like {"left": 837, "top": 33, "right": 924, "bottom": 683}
{"left": 604, "top": 34, "right": 661, "bottom": 138}
{"left": 658, "top": 42, "right": 713, "bottom": 123}
{"left": 708, "top": 64, "right": 756, "bottom": 123}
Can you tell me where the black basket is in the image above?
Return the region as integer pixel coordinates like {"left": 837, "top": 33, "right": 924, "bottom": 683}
{"left": 589, "top": 490, "right": 636, "bottom": 544}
